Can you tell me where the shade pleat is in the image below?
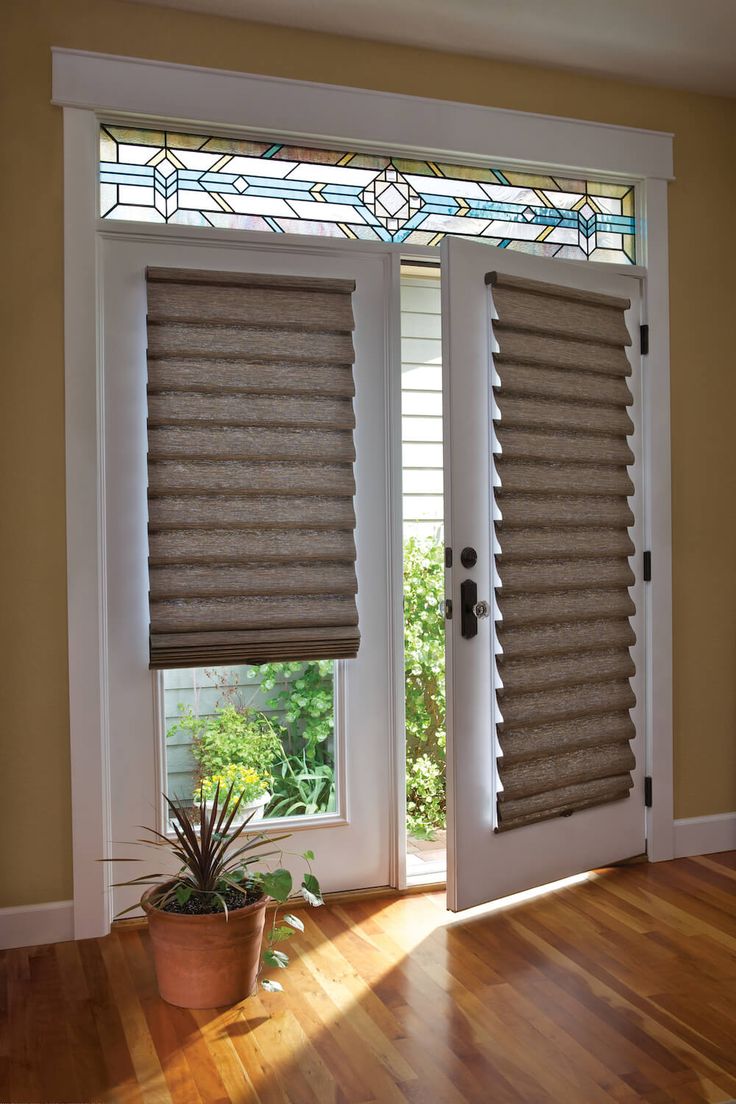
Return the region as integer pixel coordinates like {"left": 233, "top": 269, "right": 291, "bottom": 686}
{"left": 148, "top": 527, "right": 356, "bottom": 566}
{"left": 500, "top": 711, "right": 636, "bottom": 764}
{"left": 146, "top": 268, "right": 360, "bottom": 668}
{"left": 495, "top": 460, "right": 633, "bottom": 498}
{"left": 498, "top": 587, "right": 635, "bottom": 628}
{"left": 498, "top": 647, "right": 635, "bottom": 694}
{"left": 500, "top": 742, "right": 636, "bottom": 801}
{"left": 147, "top": 393, "right": 356, "bottom": 429}
{"left": 489, "top": 272, "right": 636, "bottom": 829}
{"left": 498, "top": 618, "right": 636, "bottom": 659}
{"left": 496, "top": 362, "right": 633, "bottom": 407}
{"left": 148, "top": 460, "right": 356, "bottom": 497}
{"left": 151, "top": 595, "right": 358, "bottom": 634}
{"left": 148, "top": 494, "right": 355, "bottom": 530}
{"left": 499, "top": 526, "right": 635, "bottom": 561}
{"left": 495, "top": 426, "right": 634, "bottom": 465}
{"left": 148, "top": 425, "right": 355, "bottom": 462}
{"left": 148, "top": 359, "right": 355, "bottom": 397}
{"left": 497, "top": 775, "right": 633, "bottom": 830}
{"left": 150, "top": 562, "right": 358, "bottom": 600}
{"left": 500, "top": 557, "right": 635, "bottom": 594}
{"left": 498, "top": 394, "right": 634, "bottom": 438}
{"left": 497, "top": 494, "right": 634, "bottom": 529}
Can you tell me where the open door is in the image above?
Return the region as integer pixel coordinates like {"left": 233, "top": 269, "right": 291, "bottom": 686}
{"left": 442, "top": 237, "right": 645, "bottom": 912}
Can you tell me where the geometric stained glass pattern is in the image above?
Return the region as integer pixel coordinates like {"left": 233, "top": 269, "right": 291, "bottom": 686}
{"left": 100, "top": 125, "right": 636, "bottom": 264}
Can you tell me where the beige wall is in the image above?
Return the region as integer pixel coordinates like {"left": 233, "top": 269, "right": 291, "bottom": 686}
{"left": 1, "top": 0, "right": 735, "bottom": 908}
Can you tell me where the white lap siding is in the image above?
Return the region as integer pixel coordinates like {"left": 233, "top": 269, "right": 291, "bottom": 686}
{"left": 401, "top": 272, "right": 444, "bottom": 541}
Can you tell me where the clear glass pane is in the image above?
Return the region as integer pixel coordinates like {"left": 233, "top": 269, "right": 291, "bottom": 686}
{"left": 163, "top": 662, "right": 336, "bottom": 823}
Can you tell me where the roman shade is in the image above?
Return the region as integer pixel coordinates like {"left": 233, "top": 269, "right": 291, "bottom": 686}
{"left": 488, "top": 271, "right": 636, "bottom": 831}
{"left": 145, "top": 267, "right": 360, "bottom": 669}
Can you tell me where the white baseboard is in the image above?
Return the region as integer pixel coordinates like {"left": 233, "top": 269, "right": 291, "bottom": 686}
{"left": 673, "top": 813, "right": 736, "bottom": 859}
{"left": 0, "top": 899, "right": 74, "bottom": 950}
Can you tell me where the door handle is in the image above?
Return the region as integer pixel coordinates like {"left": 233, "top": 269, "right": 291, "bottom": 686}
{"left": 461, "top": 579, "right": 478, "bottom": 639}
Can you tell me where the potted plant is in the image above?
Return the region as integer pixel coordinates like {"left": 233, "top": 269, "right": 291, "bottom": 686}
{"left": 168, "top": 703, "right": 285, "bottom": 814}
{"left": 111, "top": 783, "right": 322, "bottom": 1009}
{"left": 195, "top": 763, "right": 271, "bottom": 824}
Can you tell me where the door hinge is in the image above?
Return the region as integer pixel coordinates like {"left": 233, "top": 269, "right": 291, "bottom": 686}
{"left": 640, "top": 324, "right": 649, "bottom": 356}
{"left": 643, "top": 550, "right": 652, "bottom": 582}
{"left": 445, "top": 546, "right": 453, "bottom": 568}
{"left": 442, "top": 598, "right": 453, "bottom": 620}
{"left": 644, "top": 776, "right": 653, "bottom": 807}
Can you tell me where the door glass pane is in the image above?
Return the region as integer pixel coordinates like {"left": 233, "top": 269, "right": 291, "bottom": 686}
{"left": 163, "top": 662, "right": 336, "bottom": 823}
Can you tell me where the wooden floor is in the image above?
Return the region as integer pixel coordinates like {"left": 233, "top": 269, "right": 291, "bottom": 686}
{"left": 2, "top": 853, "right": 736, "bottom": 1103}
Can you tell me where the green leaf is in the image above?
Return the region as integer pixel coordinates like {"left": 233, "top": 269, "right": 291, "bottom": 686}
{"left": 263, "top": 949, "right": 289, "bottom": 969}
{"left": 302, "top": 849, "right": 315, "bottom": 861}
{"left": 283, "top": 912, "right": 304, "bottom": 932}
{"left": 301, "top": 873, "right": 323, "bottom": 907}
{"left": 268, "top": 925, "right": 295, "bottom": 945}
{"left": 261, "top": 867, "right": 292, "bottom": 902}
{"left": 175, "top": 885, "right": 193, "bottom": 906}
{"left": 262, "top": 978, "right": 284, "bottom": 992}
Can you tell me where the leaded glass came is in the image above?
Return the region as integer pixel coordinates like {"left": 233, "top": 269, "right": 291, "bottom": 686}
{"left": 100, "top": 125, "right": 636, "bottom": 264}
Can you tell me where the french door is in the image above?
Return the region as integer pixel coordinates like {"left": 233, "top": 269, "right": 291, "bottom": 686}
{"left": 101, "top": 233, "right": 398, "bottom": 917}
{"left": 441, "top": 238, "right": 646, "bottom": 912}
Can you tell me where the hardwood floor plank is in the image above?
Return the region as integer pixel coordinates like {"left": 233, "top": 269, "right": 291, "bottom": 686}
{"left": 1, "top": 853, "right": 735, "bottom": 1103}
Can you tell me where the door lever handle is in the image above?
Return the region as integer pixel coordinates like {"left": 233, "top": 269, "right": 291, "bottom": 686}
{"left": 460, "top": 579, "right": 478, "bottom": 639}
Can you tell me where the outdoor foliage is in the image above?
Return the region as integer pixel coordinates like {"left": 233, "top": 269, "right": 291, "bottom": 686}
{"left": 403, "top": 537, "right": 446, "bottom": 758}
{"left": 169, "top": 703, "right": 284, "bottom": 784}
{"left": 268, "top": 751, "right": 336, "bottom": 818}
{"left": 406, "top": 753, "right": 446, "bottom": 837}
{"left": 255, "top": 660, "right": 335, "bottom": 761}
{"left": 403, "top": 536, "right": 446, "bottom": 835}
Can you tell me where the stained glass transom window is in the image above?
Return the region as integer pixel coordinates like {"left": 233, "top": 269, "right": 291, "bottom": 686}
{"left": 100, "top": 125, "right": 636, "bottom": 264}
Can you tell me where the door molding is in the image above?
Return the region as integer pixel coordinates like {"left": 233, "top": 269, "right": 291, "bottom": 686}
{"left": 52, "top": 48, "right": 673, "bottom": 181}
{"left": 59, "top": 56, "right": 674, "bottom": 937}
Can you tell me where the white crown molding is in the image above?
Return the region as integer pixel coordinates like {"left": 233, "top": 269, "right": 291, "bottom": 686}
{"left": 0, "top": 900, "right": 74, "bottom": 950}
{"left": 51, "top": 48, "right": 674, "bottom": 181}
{"left": 673, "top": 813, "right": 736, "bottom": 859}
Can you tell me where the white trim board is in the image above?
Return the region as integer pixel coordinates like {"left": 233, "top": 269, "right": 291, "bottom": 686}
{"left": 51, "top": 48, "right": 673, "bottom": 181}
{"left": 673, "top": 814, "right": 736, "bottom": 859}
{"left": 0, "top": 900, "right": 74, "bottom": 951}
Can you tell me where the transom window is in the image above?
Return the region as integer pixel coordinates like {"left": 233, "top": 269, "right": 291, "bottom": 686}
{"left": 99, "top": 125, "right": 636, "bottom": 263}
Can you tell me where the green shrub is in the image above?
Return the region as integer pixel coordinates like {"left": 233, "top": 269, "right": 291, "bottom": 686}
{"left": 406, "top": 753, "right": 445, "bottom": 837}
{"left": 403, "top": 536, "right": 446, "bottom": 836}
{"left": 268, "top": 752, "right": 336, "bottom": 818}
{"left": 256, "top": 660, "right": 334, "bottom": 762}
{"left": 168, "top": 704, "right": 284, "bottom": 783}
{"left": 403, "top": 537, "right": 446, "bottom": 759}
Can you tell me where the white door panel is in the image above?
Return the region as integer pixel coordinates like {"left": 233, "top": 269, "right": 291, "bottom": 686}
{"left": 101, "top": 236, "right": 397, "bottom": 917}
{"left": 441, "top": 238, "right": 646, "bottom": 912}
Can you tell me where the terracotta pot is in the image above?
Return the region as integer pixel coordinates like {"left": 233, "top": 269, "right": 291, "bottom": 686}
{"left": 141, "top": 885, "right": 268, "bottom": 1008}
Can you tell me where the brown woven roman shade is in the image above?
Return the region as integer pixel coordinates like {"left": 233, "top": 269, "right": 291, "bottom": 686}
{"left": 145, "top": 267, "right": 360, "bottom": 669}
{"left": 488, "top": 271, "right": 636, "bottom": 831}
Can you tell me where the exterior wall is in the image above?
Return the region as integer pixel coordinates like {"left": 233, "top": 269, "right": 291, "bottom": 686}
{"left": 401, "top": 273, "right": 444, "bottom": 540}
{"left": 1, "top": 0, "right": 735, "bottom": 906}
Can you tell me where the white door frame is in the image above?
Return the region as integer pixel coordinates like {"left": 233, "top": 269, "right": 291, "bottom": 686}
{"left": 56, "top": 52, "right": 674, "bottom": 939}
